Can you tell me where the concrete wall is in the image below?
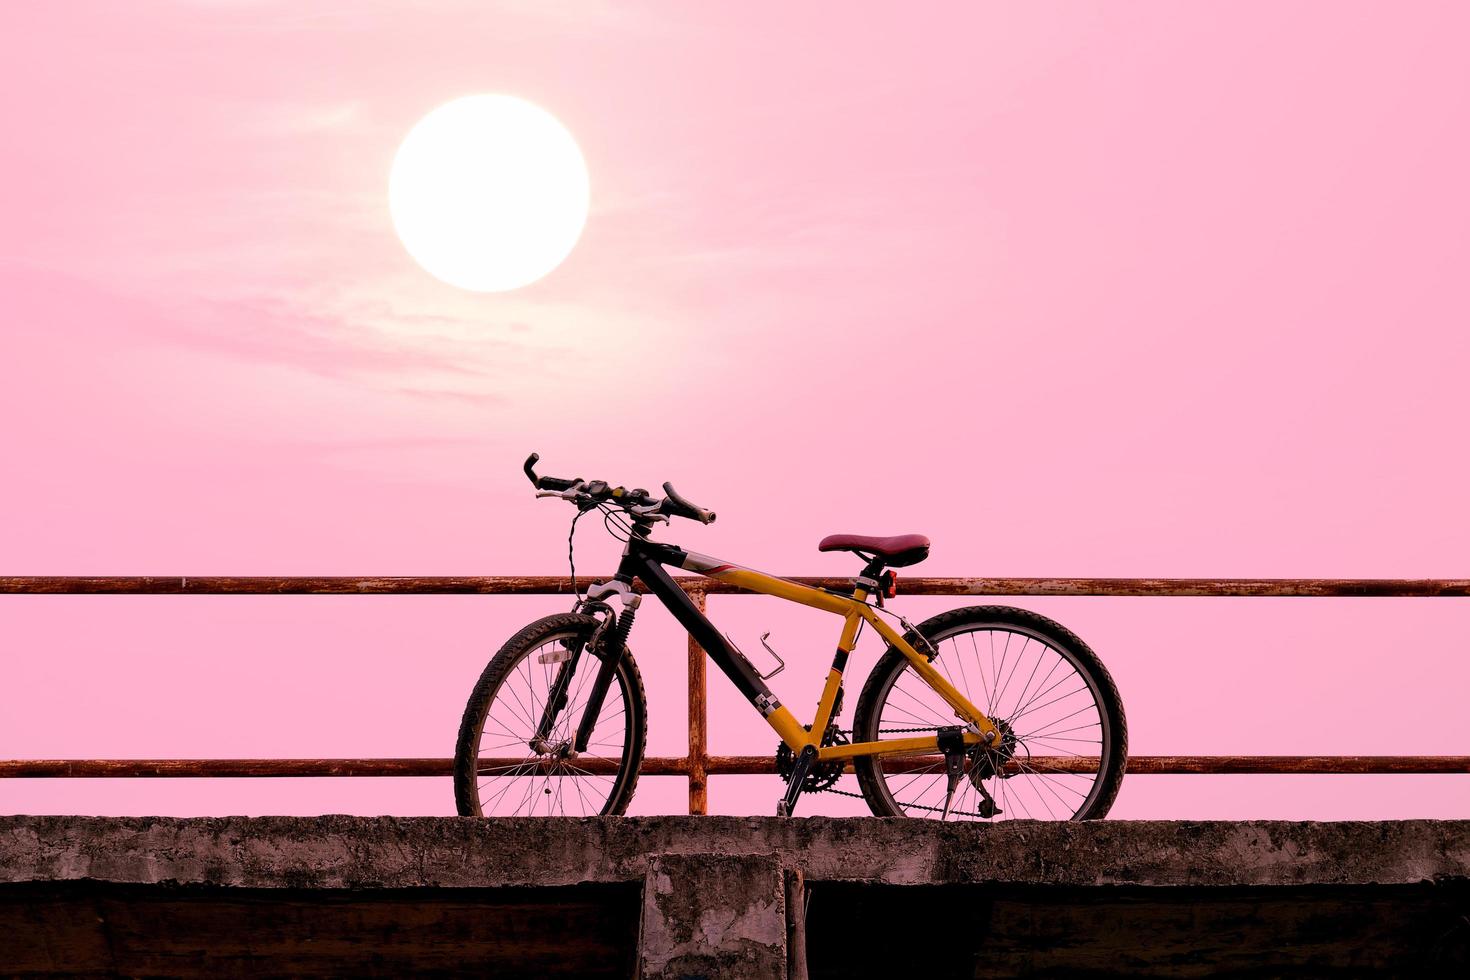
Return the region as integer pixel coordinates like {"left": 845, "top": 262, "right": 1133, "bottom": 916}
{"left": 2, "top": 816, "right": 1468, "bottom": 977}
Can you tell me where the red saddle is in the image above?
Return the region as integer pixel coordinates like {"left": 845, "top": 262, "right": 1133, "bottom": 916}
{"left": 818, "top": 533, "right": 930, "bottom": 567}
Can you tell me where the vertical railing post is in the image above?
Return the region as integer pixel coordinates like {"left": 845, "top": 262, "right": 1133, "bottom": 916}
{"left": 685, "top": 584, "right": 709, "bottom": 814}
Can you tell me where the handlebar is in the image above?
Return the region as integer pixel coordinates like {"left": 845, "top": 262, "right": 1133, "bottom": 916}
{"left": 661, "top": 481, "right": 717, "bottom": 524}
{"left": 523, "top": 453, "right": 717, "bottom": 525}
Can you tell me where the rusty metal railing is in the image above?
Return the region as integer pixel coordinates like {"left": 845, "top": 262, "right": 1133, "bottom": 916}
{"left": 3, "top": 576, "right": 1469, "bottom": 814}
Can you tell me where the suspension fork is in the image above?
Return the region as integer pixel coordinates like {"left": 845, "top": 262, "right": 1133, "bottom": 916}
{"left": 532, "top": 590, "right": 623, "bottom": 746}
{"left": 573, "top": 611, "right": 634, "bottom": 752}
{"left": 528, "top": 578, "right": 643, "bottom": 753}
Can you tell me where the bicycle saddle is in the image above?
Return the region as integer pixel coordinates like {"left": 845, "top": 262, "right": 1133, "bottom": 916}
{"left": 818, "top": 533, "right": 931, "bottom": 567}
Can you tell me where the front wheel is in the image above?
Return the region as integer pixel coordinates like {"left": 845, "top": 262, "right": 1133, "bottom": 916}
{"left": 454, "top": 612, "right": 647, "bottom": 816}
{"left": 852, "top": 605, "right": 1127, "bottom": 821}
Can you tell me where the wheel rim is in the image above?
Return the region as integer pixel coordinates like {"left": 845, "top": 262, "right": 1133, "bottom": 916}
{"left": 868, "top": 622, "right": 1113, "bottom": 821}
{"left": 470, "top": 629, "right": 634, "bottom": 816}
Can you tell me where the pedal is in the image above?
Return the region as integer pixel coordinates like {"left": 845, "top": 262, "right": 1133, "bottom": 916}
{"left": 777, "top": 745, "right": 818, "bottom": 817}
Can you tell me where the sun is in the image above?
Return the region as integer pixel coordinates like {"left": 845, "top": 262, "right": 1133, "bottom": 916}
{"left": 389, "top": 94, "right": 590, "bottom": 292}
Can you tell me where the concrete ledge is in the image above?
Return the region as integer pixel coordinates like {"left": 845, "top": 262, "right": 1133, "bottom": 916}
{"left": 4, "top": 817, "right": 1470, "bottom": 977}
{"left": 640, "top": 853, "right": 787, "bottom": 980}
{"left": 3, "top": 816, "right": 1468, "bottom": 890}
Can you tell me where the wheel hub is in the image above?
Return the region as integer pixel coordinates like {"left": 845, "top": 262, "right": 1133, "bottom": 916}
{"left": 528, "top": 737, "right": 576, "bottom": 759}
{"left": 968, "top": 717, "right": 1017, "bottom": 784}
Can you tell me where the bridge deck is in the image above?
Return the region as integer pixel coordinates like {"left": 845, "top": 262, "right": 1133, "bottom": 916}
{"left": 3, "top": 816, "right": 1468, "bottom": 977}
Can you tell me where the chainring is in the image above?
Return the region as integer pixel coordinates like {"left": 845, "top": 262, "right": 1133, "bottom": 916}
{"left": 775, "top": 725, "right": 849, "bottom": 793}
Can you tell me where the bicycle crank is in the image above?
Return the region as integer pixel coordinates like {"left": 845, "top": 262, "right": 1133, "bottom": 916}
{"left": 777, "top": 745, "right": 819, "bottom": 817}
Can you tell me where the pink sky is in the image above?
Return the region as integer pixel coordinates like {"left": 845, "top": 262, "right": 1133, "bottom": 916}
{"left": 2, "top": 1, "right": 1468, "bottom": 819}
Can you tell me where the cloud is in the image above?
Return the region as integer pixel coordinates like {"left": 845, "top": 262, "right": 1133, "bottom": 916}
{"left": 254, "top": 101, "right": 368, "bottom": 136}
{"left": 3, "top": 262, "right": 557, "bottom": 405}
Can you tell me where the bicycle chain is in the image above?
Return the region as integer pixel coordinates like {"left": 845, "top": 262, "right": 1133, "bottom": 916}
{"left": 815, "top": 726, "right": 1000, "bottom": 817}
{"left": 813, "top": 727, "right": 932, "bottom": 803}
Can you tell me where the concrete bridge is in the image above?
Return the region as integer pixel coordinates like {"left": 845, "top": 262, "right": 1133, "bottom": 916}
{"left": 2, "top": 815, "right": 1468, "bottom": 977}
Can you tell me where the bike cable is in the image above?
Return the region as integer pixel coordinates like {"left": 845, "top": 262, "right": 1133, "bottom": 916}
{"left": 566, "top": 506, "right": 591, "bottom": 602}
{"left": 567, "top": 500, "right": 642, "bottom": 604}
{"left": 598, "top": 503, "right": 635, "bottom": 542}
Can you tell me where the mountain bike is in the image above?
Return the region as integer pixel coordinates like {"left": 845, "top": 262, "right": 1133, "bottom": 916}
{"left": 453, "top": 454, "right": 1127, "bottom": 820}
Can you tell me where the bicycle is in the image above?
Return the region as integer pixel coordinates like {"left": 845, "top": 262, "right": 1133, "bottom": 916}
{"left": 453, "top": 454, "right": 1127, "bottom": 820}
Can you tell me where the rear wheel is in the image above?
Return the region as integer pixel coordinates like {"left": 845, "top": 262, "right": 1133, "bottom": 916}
{"left": 853, "top": 605, "right": 1126, "bottom": 821}
{"left": 454, "top": 613, "right": 647, "bottom": 816}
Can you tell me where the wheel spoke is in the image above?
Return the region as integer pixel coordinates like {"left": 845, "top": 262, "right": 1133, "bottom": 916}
{"left": 461, "top": 626, "right": 640, "bottom": 817}
{"left": 868, "top": 619, "right": 1118, "bottom": 823}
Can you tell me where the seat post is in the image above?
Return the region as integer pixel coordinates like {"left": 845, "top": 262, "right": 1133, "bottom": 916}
{"left": 853, "top": 555, "right": 886, "bottom": 599}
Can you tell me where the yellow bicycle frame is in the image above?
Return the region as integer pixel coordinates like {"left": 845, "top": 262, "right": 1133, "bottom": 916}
{"left": 662, "top": 551, "right": 1002, "bottom": 760}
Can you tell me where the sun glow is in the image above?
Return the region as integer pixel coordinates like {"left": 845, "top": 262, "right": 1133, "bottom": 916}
{"left": 389, "top": 94, "right": 589, "bottom": 292}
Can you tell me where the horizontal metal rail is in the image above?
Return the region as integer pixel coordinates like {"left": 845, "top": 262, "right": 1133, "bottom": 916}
{"left": 4, "top": 756, "right": 1469, "bottom": 778}
{"left": 3, "top": 576, "right": 1467, "bottom": 814}
{"left": 5, "top": 576, "right": 1470, "bottom": 596}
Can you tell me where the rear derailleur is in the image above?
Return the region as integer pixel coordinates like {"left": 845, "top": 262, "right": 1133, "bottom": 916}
{"left": 938, "top": 718, "right": 1017, "bottom": 819}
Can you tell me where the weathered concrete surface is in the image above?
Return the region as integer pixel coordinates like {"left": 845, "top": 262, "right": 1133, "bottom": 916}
{"left": 639, "top": 853, "right": 787, "bottom": 980}
{"left": 4, "top": 816, "right": 1469, "bottom": 889}
{"left": 1, "top": 881, "right": 642, "bottom": 978}
{"left": 804, "top": 880, "right": 1470, "bottom": 978}
{"left": 2, "top": 817, "right": 1469, "bottom": 978}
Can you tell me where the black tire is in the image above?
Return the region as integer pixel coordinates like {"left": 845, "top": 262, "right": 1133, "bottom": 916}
{"left": 853, "top": 605, "right": 1126, "bottom": 821}
{"left": 454, "top": 612, "right": 647, "bottom": 817}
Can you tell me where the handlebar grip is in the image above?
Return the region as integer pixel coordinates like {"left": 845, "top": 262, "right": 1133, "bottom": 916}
{"left": 523, "top": 453, "right": 579, "bottom": 491}
{"left": 662, "top": 482, "right": 717, "bottom": 524}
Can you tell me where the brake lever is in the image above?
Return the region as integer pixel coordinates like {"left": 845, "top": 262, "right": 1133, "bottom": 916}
{"left": 536, "top": 481, "right": 588, "bottom": 500}
{"left": 628, "top": 503, "right": 670, "bottom": 523}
